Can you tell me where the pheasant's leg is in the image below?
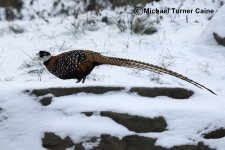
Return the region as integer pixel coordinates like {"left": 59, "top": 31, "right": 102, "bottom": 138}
{"left": 82, "top": 77, "right": 86, "bottom": 83}
{"left": 76, "top": 78, "right": 82, "bottom": 83}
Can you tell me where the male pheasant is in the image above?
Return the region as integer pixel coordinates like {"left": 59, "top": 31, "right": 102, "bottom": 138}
{"left": 36, "top": 50, "right": 216, "bottom": 94}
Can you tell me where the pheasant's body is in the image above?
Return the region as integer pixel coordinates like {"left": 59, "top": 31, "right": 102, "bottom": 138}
{"left": 38, "top": 50, "right": 216, "bottom": 94}
{"left": 44, "top": 50, "right": 98, "bottom": 82}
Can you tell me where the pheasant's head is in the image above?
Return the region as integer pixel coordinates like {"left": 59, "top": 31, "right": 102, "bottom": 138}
{"left": 36, "top": 50, "right": 52, "bottom": 62}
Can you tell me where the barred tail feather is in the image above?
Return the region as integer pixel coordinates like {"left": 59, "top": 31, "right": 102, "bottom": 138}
{"left": 95, "top": 55, "right": 216, "bottom": 95}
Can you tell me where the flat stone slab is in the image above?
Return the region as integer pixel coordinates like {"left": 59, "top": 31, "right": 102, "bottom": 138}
{"left": 42, "top": 132, "right": 215, "bottom": 150}
{"left": 129, "top": 87, "right": 194, "bottom": 99}
{"left": 25, "top": 86, "right": 125, "bottom": 97}
{"left": 82, "top": 111, "right": 167, "bottom": 133}
{"left": 25, "top": 86, "right": 193, "bottom": 100}
{"left": 100, "top": 111, "right": 167, "bottom": 133}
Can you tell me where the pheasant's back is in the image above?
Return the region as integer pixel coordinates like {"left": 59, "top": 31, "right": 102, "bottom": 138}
{"left": 45, "top": 50, "right": 98, "bottom": 80}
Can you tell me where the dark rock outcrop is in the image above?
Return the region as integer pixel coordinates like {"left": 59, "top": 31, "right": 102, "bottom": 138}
{"left": 26, "top": 86, "right": 193, "bottom": 99}
{"left": 213, "top": 32, "right": 225, "bottom": 47}
{"left": 39, "top": 96, "right": 53, "bottom": 106}
{"left": 129, "top": 87, "right": 194, "bottom": 99}
{"left": 42, "top": 132, "right": 215, "bottom": 150}
{"left": 26, "top": 86, "right": 125, "bottom": 97}
{"left": 92, "top": 135, "right": 215, "bottom": 150}
{"left": 171, "top": 142, "right": 215, "bottom": 150}
{"left": 82, "top": 112, "right": 94, "bottom": 117}
{"left": 122, "top": 135, "right": 159, "bottom": 150}
{"left": 92, "top": 134, "right": 125, "bottom": 150}
{"left": 25, "top": 86, "right": 193, "bottom": 106}
{"left": 203, "top": 128, "right": 225, "bottom": 139}
{"left": 42, "top": 132, "right": 74, "bottom": 150}
{"left": 100, "top": 111, "right": 167, "bottom": 133}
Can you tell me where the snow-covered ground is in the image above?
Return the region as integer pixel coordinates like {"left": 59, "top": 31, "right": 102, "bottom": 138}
{"left": 0, "top": 0, "right": 225, "bottom": 149}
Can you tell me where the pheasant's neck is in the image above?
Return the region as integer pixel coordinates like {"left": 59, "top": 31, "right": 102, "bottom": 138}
{"left": 43, "top": 56, "right": 53, "bottom": 67}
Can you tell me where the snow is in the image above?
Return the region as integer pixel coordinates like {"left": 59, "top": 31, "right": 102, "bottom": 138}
{"left": 0, "top": 83, "right": 225, "bottom": 150}
{"left": 1, "top": 0, "right": 225, "bottom": 150}
{"left": 198, "top": 4, "right": 225, "bottom": 45}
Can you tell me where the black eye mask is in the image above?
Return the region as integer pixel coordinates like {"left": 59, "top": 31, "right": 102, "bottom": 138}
{"left": 39, "top": 51, "right": 51, "bottom": 58}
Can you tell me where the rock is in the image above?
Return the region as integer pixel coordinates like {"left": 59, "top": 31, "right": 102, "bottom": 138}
{"left": 42, "top": 133, "right": 215, "bottom": 150}
{"left": 27, "top": 86, "right": 125, "bottom": 97}
{"left": 197, "top": 142, "right": 215, "bottom": 150}
{"left": 25, "top": 86, "right": 193, "bottom": 100}
{"left": 171, "top": 142, "right": 215, "bottom": 150}
{"left": 100, "top": 111, "right": 167, "bottom": 133}
{"left": 42, "top": 132, "right": 74, "bottom": 150}
{"left": 171, "top": 145, "right": 198, "bottom": 150}
{"left": 82, "top": 112, "right": 94, "bottom": 117}
{"left": 203, "top": 128, "right": 225, "bottom": 139}
{"left": 92, "top": 134, "right": 125, "bottom": 150}
{"left": 92, "top": 134, "right": 160, "bottom": 150}
{"left": 92, "top": 135, "right": 215, "bottom": 150}
{"left": 129, "top": 87, "right": 194, "bottom": 99}
{"left": 101, "top": 16, "right": 108, "bottom": 24}
{"left": 75, "top": 143, "right": 85, "bottom": 150}
{"left": 213, "top": 32, "right": 225, "bottom": 46}
{"left": 122, "top": 135, "right": 158, "bottom": 150}
{"left": 26, "top": 86, "right": 195, "bottom": 114}
{"left": 39, "top": 97, "right": 52, "bottom": 106}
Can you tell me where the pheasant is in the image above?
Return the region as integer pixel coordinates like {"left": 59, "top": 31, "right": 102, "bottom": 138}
{"left": 36, "top": 50, "right": 216, "bottom": 94}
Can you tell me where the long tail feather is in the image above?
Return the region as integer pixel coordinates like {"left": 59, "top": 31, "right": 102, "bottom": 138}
{"left": 94, "top": 54, "right": 216, "bottom": 95}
